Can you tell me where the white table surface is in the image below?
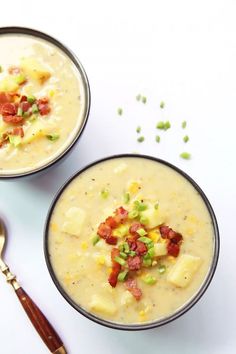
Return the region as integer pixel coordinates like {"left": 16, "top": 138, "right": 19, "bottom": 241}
{"left": 0, "top": 1, "right": 235, "bottom": 353}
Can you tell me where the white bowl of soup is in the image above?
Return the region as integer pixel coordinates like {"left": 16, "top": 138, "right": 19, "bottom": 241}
{"left": 0, "top": 27, "right": 90, "bottom": 178}
{"left": 44, "top": 155, "right": 219, "bottom": 330}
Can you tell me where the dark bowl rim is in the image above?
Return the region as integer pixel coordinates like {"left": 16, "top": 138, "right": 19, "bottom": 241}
{"left": 44, "top": 154, "right": 220, "bottom": 331}
{"left": 0, "top": 26, "right": 90, "bottom": 179}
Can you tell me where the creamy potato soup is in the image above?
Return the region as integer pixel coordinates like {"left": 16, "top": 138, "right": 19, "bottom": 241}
{"left": 0, "top": 33, "right": 87, "bottom": 175}
{"left": 48, "top": 157, "right": 214, "bottom": 324}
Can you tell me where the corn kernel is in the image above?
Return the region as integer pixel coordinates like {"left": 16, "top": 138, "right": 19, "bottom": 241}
{"left": 139, "top": 310, "right": 145, "bottom": 316}
{"left": 107, "top": 267, "right": 112, "bottom": 274}
{"left": 49, "top": 89, "right": 55, "bottom": 97}
{"left": 128, "top": 181, "right": 140, "bottom": 194}
{"left": 81, "top": 241, "right": 88, "bottom": 250}
{"left": 50, "top": 222, "right": 58, "bottom": 232}
{"left": 96, "top": 255, "right": 105, "bottom": 265}
{"left": 148, "top": 230, "right": 160, "bottom": 243}
{"left": 188, "top": 215, "right": 198, "bottom": 224}
{"left": 167, "top": 256, "right": 176, "bottom": 263}
{"left": 186, "top": 227, "right": 195, "bottom": 236}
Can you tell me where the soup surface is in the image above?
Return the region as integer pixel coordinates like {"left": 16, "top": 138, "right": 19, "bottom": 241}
{"left": 0, "top": 33, "right": 86, "bottom": 175}
{"left": 48, "top": 157, "right": 214, "bottom": 324}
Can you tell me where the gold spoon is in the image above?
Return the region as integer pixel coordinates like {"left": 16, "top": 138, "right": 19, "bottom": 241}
{"left": 0, "top": 218, "right": 67, "bottom": 354}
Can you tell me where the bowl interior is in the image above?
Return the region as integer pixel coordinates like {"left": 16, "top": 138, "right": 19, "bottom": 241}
{"left": 0, "top": 26, "right": 90, "bottom": 179}
{"left": 44, "top": 154, "right": 220, "bottom": 330}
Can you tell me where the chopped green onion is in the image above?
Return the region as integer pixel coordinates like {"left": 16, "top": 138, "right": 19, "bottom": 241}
{"left": 120, "top": 252, "right": 128, "bottom": 260}
{"left": 164, "top": 121, "right": 171, "bottom": 130}
{"left": 134, "top": 200, "right": 147, "bottom": 211}
{"left": 158, "top": 264, "right": 166, "bottom": 274}
{"left": 27, "top": 95, "right": 36, "bottom": 104}
{"left": 156, "top": 121, "right": 165, "bottom": 129}
{"left": 182, "top": 120, "right": 187, "bottom": 129}
{"left": 123, "top": 192, "right": 130, "bottom": 204}
{"left": 155, "top": 135, "right": 160, "bottom": 143}
{"left": 129, "top": 250, "right": 136, "bottom": 257}
{"left": 114, "top": 256, "right": 126, "bottom": 266}
{"left": 117, "top": 108, "right": 123, "bottom": 116}
{"left": 23, "top": 111, "right": 30, "bottom": 118}
{"left": 183, "top": 135, "right": 189, "bottom": 143}
{"left": 46, "top": 133, "right": 60, "bottom": 142}
{"left": 142, "top": 96, "right": 147, "bottom": 104}
{"left": 137, "top": 228, "right": 147, "bottom": 237}
{"left": 92, "top": 235, "right": 100, "bottom": 246}
{"left": 154, "top": 203, "right": 159, "bottom": 210}
{"left": 147, "top": 241, "right": 154, "bottom": 249}
{"left": 118, "top": 270, "right": 128, "bottom": 282}
{"left": 136, "top": 94, "right": 141, "bottom": 101}
{"left": 136, "top": 126, "right": 141, "bottom": 133}
{"left": 17, "top": 107, "right": 23, "bottom": 116}
{"left": 100, "top": 188, "right": 109, "bottom": 199}
{"left": 137, "top": 136, "right": 145, "bottom": 143}
{"left": 119, "top": 244, "right": 124, "bottom": 252}
{"left": 128, "top": 209, "right": 139, "bottom": 219}
{"left": 143, "top": 275, "right": 157, "bottom": 285}
{"left": 147, "top": 247, "right": 155, "bottom": 258}
{"left": 29, "top": 114, "right": 38, "bottom": 122}
{"left": 113, "top": 225, "right": 129, "bottom": 237}
{"left": 14, "top": 73, "right": 26, "bottom": 85}
{"left": 180, "top": 152, "right": 191, "bottom": 160}
{"left": 123, "top": 242, "right": 130, "bottom": 253}
{"left": 32, "top": 104, "right": 39, "bottom": 113}
{"left": 143, "top": 258, "right": 152, "bottom": 267}
{"left": 138, "top": 236, "right": 152, "bottom": 244}
{"left": 160, "top": 101, "right": 165, "bottom": 109}
{"left": 9, "top": 135, "right": 21, "bottom": 147}
{"left": 139, "top": 215, "right": 149, "bottom": 225}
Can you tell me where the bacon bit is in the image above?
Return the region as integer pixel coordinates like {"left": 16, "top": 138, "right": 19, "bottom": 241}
{"left": 135, "top": 241, "right": 147, "bottom": 255}
{"left": 125, "top": 278, "right": 142, "bottom": 300}
{"left": 8, "top": 66, "right": 21, "bottom": 75}
{"left": 0, "top": 102, "right": 16, "bottom": 116}
{"left": 167, "top": 242, "right": 180, "bottom": 257}
{"left": 37, "top": 97, "right": 49, "bottom": 105}
{"left": 108, "top": 248, "right": 121, "bottom": 287}
{"left": 12, "top": 127, "right": 24, "bottom": 137}
{"left": 114, "top": 206, "right": 128, "bottom": 224}
{"left": 127, "top": 255, "right": 142, "bottom": 270}
{"left": 106, "top": 235, "right": 118, "bottom": 245}
{"left": 20, "top": 101, "right": 31, "bottom": 112}
{"left": 127, "top": 238, "right": 137, "bottom": 251}
{"left": 0, "top": 92, "right": 10, "bottom": 105}
{"left": 2, "top": 115, "right": 24, "bottom": 124}
{"left": 129, "top": 222, "right": 144, "bottom": 238}
{"left": 168, "top": 230, "right": 183, "bottom": 244}
{"left": 105, "top": 216, "right": 117, "bottom": 229}
{"left": 159, "top": 225, "right": 170, "bottom": 238}
{"left": 97, "top": 222, "right": 112, "bottom": 239}
{"left": 0, "top": 133, "right": 9, "bottom": 148}
{"left": 38, "top": 103, "right": 51, "bottom": 116}
{"left": 20, "top": 95, "right": 27, "bottom": 102}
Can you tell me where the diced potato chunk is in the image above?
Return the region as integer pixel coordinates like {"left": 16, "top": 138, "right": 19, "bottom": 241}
{"left": 120, "top": 290, "right": 135, "bottom": 305}
{"left": 167, "top": 254, "right": 202, "bottom": 288}
{"left": 140, "top": 206, "right": 164, "bottom": 228}
{"left": 62, "top": 207, "right": 86, "bottom": 236}
{"left": 89, "top": 295, "right": 117, "bottom": 315}
{"left": 21, "top": 121, "right": 47, "bottom": 144}
{"left": 20, "top": 57, "right": 51, "bottom": 84}
{"left": 0, "top": 121, "right": 10, "bottom": 135}
{"left": 0, "top": 76, "right": 19, "bottom": 92}
{"left": 154, "top": 243, "right": 167, "bottom": 257}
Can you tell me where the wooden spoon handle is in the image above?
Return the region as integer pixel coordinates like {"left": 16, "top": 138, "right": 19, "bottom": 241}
{"left": 15, "top": 287, "right": 66, "bottom": 354}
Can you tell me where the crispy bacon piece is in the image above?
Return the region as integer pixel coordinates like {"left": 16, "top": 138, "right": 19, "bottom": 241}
{"left": 0, "top": 92, "right": 10, "bottom": 106}
{"left": 114, "top": 206, "right": 128, "bottom": 224}
{"left": 106, "top": 235, "right": 118, "bottom": 245}
{"left": 20, "top": 95, "right": 27, "bottom": 102}
{"left": 97, "top": 222, "right": 112, "bottom": 239}
{"left": 168, "top": 230, "right": 183, "bottom": 244}
{"left": 108, "top": 248, "right": 121, "bottom": 287}
{"left": 127, "top": 238, "right": 137, "bottom": 251}
{"left": 129, "top": 222, "right": 144, "bottom": 238}
{"left": 12, "top": 127, "right": 24, "bottom": 137}
{"left": 159, "top": 225, "right": 170, "bottom": 238}
{"left": 0, "top": 102, "right": 16, "bottom": 116}
{"left": 8, "top": 66, "right": 21, "bottom": 75}
{"left": 127, "top": 255, "right": 142, "bottom": 271}
{"left": 105, "top": 216, "right": 117, "bottom": 229}
{"left": 20, "top": 101, "right": 31, "bottom": 112}
{"left": 167, "top": 242, "right": 180, "bottom": 257}
{"left": 125, "top": 278, "right": 142, "bottom": 300}
{"left": 135, "top": 241, "right": 147, "bottom": 256}
{"left": 38, "top": 103, "right": 51, "bottom": 116}
{"left": 37, "top": 97, "right": 49, "bottom": 105}
{"left": 0, "top": 133, "right": 9, "bottom": 148}
{"left": 2, "top": 115, "right": 24, "bottom": 124}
